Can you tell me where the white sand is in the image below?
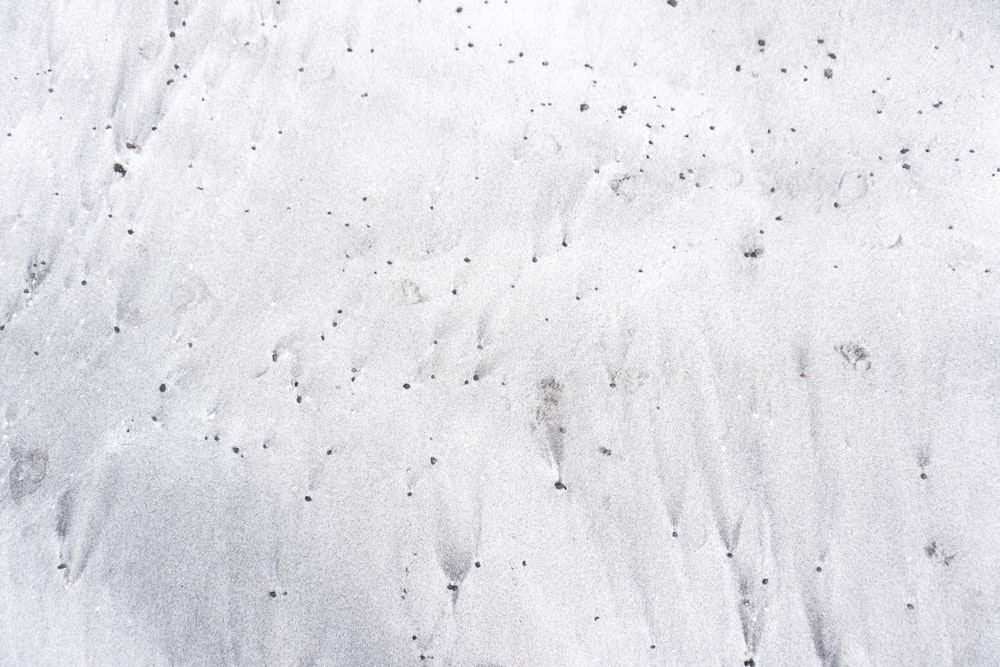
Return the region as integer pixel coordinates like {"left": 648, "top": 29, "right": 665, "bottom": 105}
{"left": 2, "top": 0, "right": 1000, "bottom": 664}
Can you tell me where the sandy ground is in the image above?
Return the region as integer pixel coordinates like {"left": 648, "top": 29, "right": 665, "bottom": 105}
{"left": 2, "top": 0, "right": 1000, "bottom": 664}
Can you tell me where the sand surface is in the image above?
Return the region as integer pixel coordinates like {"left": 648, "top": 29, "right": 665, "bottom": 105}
{"left": 2, "top": 0, "right": 1000, "bottom": 664}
